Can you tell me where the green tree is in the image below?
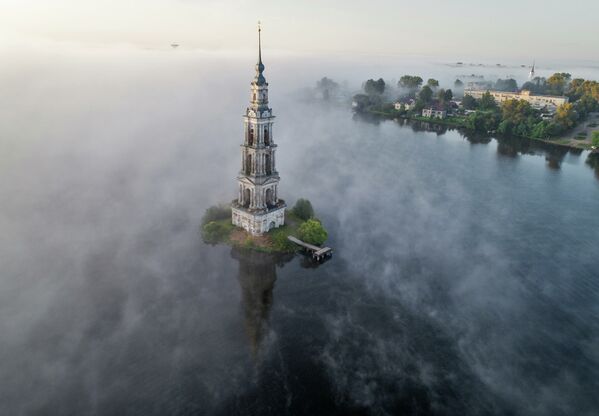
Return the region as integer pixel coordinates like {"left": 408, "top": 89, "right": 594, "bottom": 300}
{"left": 522, "top": 77, "right": 548, "bottom": 94}
{"left": 479, "top": 91, "right": 498, "bottom": 110}
{"left": 201, "top": 204, "right": 231, "bottom": 226}
{"left": 413, "top": 99, "right": 425, "bottom": 113}
{"left": 444, "top": 89, "right": 453, "bottom": 102}
{"left": 364, "top": 78, "right": 386, "bottom": 95}
{"left": 494, "top": 78, "right": 518, "bottom": 92}
{"left": 568, "top": 79, "right": 599, "bottom": 125}
{"left": 501, "top": 99, "right": 534, "bottom": 124}
{"left": 567, "top": 78, "right": 586, "bottom": 100}
{"left": 592, "top": 131, "right": 599, "bottom": 147}
{"left": 352, "top": 93, "right": 374, "bottom": 112}
{"left": 554, "top": 103, "right": 577, "bottom": 131}
{"left": 462, "top": 94, "right": 477, "bottom": 110}
{"left": 531, "top": 121, "right": 552, "bottom": 139}
{"left": 316, "top": 77, "right": 339, "bottom": 101}
{"left": 498, "top": 99, "right": 539, "bottom": 137}
{"left": 398, "top": 75, "right": 423, "bottom": 90}
{"left": 292, "top": 198, "right": 314, "bottom": 220}
{"left": 202, "top": 221, "right": 230, "bottom": 244}
{"left": 298, "top": 219, "right": 328, "bottom": 246}
{"left": 427, "top": 78, "right": 439, "bottom": 88}
{"left": 575, "top": 94, "right": 598, "bottom": 119}
{"left": 437, "top": 88, "right": 447, "bottom": 102}
{"left": 465, "top": 111, "right": 500, "bottom": 133}
{"left": 547, "top": 72, "right": 571, "bottom": 95}
{"left": 419, "top": 85, "right": 433, "bottom": 104}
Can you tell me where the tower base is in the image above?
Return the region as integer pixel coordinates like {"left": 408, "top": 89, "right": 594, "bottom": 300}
{"left": 232, "top": 202, "right": 286, "bottom": 236}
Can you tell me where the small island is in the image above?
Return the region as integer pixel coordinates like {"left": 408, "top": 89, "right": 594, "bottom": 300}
{"left": 201, "top": 198, "right": 329, "bottom": 255}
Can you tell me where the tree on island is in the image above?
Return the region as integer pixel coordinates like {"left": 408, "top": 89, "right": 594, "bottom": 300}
{"left": 202, "top": 221, "right": 231, "bottom": 244}
{"left": 298, "top": 219, "right": 328, "bottom": 246}
{"left": 364, "top": 78, "right": 386, "bottom": 95}
{"left": 201, "top": 204, "right": 231, "bottom": 225}
{"left": 316, "top": 77, "right": 339, "bottom": 101}
{"left": 292, "top": 198, "right": 314, "bottom": 220}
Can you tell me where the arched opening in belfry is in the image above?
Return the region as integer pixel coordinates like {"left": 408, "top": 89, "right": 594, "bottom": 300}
{"left": 265, "top": 188, "right": 275, "bottom": 208}
{"left": 269, "top": 221, "right": 276, "bottom": 230}
{"left": 264, "top": 127, "right": 270, "bottom": 146}
{"left": 243, "top": 188, "right": 251, "bottom": 208}
{"left": 248, "top": 127, "right": 254, "bottom": 146}
{"left": 246, "top": 154, "right": 252, "bottom": 175}
{"left": 265, "top": 154, "right": 272, "bottom": 175}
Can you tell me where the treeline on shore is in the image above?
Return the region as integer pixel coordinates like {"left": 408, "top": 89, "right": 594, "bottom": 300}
{"left": 341, "top": 73, "right": 599, "bottom": 142}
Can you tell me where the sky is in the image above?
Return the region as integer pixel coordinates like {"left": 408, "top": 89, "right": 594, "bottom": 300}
{"left": 1, "top": 0, "right": 598, "bottom": 62}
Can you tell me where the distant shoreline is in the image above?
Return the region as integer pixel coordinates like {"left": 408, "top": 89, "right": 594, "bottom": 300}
{"left": 365, "top": 109, "right": 597, "bottom": 153}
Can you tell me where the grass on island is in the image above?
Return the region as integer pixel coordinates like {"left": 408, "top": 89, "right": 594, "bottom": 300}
{"left": 200, "top": 201, "right": 327, "bottom": 254}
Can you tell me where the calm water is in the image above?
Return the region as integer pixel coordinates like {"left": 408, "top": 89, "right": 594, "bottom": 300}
{"left": 1, "top": 51, "right": 599, "bottom": 415}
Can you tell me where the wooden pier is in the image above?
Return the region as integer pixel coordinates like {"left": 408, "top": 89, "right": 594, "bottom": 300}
{"left": 287, "top": 236, "right": 333, "bottom": 261}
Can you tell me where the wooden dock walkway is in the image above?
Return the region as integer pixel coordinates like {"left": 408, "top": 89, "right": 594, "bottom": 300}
{"left": 287, "top": 236, "right": 333, "bottom": 261}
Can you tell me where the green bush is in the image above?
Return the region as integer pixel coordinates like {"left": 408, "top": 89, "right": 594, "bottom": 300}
{"left": 270, "top": 229, "right": 296, "bottom": 252}
{"left": 298, "top": 219, "right": 328, "bottom": 246}
{"left": 592, "top": 131, "right": 599, "bottom": 146}
{"left": 202, "top": 221, "right": 231, "bottom": 244}
{"left": 292, "top": 198, "right": 314, "bottom": 221}
{"left": 201, "top": 204, "right": 231, "bottom": 226}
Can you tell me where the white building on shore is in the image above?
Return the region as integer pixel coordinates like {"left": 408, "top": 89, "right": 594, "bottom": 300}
{"left": 464, "top": 89, "right": 568, "bottom": 111}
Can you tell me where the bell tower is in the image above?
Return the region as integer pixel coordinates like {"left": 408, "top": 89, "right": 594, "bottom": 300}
{"left": 232, "top": 23, "right": 285, "bottom": 235}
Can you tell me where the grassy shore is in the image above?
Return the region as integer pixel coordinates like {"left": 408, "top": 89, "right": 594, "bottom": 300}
{"left": 368, "top": 109, "right": 598, "bottom": 151}
{"left": 202, "top": 210, "right": 306, "bottom": 254}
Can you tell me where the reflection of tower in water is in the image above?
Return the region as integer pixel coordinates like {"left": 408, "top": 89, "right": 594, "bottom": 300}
{"left": 231, "top": 248, "right": 292, "bottom": 356}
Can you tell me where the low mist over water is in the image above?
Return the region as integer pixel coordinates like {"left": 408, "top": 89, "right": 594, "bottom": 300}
{"left": 1, "top": 46, "right": 599, "bottom": 415}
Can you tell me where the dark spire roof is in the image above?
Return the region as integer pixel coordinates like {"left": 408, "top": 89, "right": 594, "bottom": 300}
{"left": 254, "top": 22, "right": 266, "bottom": 86}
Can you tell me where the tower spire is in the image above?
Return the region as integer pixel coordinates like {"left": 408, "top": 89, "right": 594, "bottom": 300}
{"left": 258, "top": 21, "right": 262, "bottom": 65}
{"left": 254, "top": 21, "right": 266, "bottom": 86}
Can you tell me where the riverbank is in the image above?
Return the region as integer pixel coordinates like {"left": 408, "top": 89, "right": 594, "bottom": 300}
{"left": 367, "top": 109, "right": 598, "bottom": 151}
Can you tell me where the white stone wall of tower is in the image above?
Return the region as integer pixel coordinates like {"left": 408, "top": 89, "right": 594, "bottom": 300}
{"left": 232, "top": 32, "right": 285, "bottom": 236}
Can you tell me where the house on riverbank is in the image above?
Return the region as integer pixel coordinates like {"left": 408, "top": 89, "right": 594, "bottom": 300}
{"left": 394, "top": 98, "right": 416, "bottom": 111}
{"left": 422, "top": 106, "right": 447, "bottom": 119}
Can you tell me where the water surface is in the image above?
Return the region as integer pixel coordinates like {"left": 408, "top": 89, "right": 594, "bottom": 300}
{"left": 1, "top": 50, "right": 598, "bottom": 415}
